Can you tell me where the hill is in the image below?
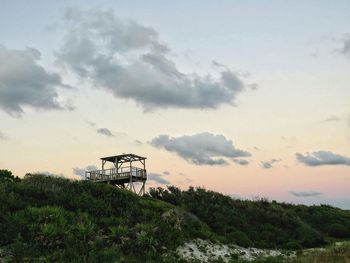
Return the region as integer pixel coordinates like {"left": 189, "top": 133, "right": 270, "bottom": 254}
{"left": 149, "top": 186, "right": 350, "bottom": 249}
{"left": 0, "top": 170, "right": 349, "bottom": 262}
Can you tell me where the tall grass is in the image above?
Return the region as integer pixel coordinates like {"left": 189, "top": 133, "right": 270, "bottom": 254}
{"left": 288, "top": 242, "right": 350, "bottom": 263}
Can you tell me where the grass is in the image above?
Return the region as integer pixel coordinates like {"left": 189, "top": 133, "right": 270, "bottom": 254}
{"left": 287, "top": 242, "right": 350, "bottom": 263}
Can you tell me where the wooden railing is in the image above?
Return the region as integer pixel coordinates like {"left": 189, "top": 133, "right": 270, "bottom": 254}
{"left": 85, "top": 167, "right": 146, "bottom": 182}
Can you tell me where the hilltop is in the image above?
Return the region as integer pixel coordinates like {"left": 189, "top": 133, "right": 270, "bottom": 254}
{"left": 0, "top": 170, "right": 349, "bottom": 262}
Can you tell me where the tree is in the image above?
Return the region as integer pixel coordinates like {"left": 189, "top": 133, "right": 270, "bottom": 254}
{"left": 0, "top": 169, "right": 18, "bottom": 182}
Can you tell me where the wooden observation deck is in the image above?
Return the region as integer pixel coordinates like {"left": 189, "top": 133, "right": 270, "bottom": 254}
{"left": 85, "top": 153, "right": 147, "bottom": 195}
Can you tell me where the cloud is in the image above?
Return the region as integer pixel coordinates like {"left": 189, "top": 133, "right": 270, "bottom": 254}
{"left": 134, "top": 139, "right": 143, "bottom": 145}
{"left": 324, "top": 115, "right": 341, "bottom": 122}
{"left": 296, "top": 151, "right": 350, "bottom": 166}
{"left": 97, "top": 128, "right": 114, "bottom": 137}
{"left": 150, "top": 132, "right": 251, "bottom": 166}
{"left": 340, "top": 34, "right": 350, "bottom": 57}
{"left": 261, "top": 159, "right": 280, "bottom": 169}
{"left": 0, "top": 131, "right": 7, "bottom": 140}
{"left": 148, "top": 173, "right": 170, "bottom": 185}
{"left": 289, "top": 191, "right": 323, "bottom": 197}
{"left": 281, "top": 136, "right": 297, "bottom": 142}
{"left": 232, "top": 159, "right": 249, "bottom": 166}
{"left": 56, "top": 8, "right": 253, "bottom": 111}
{"left": 73, "top": 165, "right": 98, "bottom": 178}
{"left": 86, "top": 121, "right": 96, "bottom": 127}
{"left": 0, "top": 45, "right": 71, "bottom": 117}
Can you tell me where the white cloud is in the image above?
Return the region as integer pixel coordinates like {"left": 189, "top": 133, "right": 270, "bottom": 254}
{"left": 261, "top": 159, "right": 280, "bottom": 169}
{"left": 0, "top": 45, "right": 70, "bottom": 117}
{"left": 289, "top": 191, "right": 323, "bottom": 197}
{"left": 148, "top": 173, "right": 170, "bottom": 185}
{"left": 296, "top": 151, "right": 350, "bottom": 166}
{"left": 56, "top": 8, "right": 253, "bottom": 111}
{"left": 97, "top": 128, "right": 114, "bottom": 137}
{"left": 73, "top": 165, "right": 98, "bottom": 178}
{"left": 150, "top": 132, "right": 250, "bottom": 166}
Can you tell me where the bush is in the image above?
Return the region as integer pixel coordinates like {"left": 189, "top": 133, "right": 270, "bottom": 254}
{"left": 149, "top": 186, "right": 348, "bottom": 249}
{"left": 0, "top": 173, "right": 207, "bottom": 262}
{"left": 0, "top": 169, "right": 19, "bottom": 182}
{"left": 328, "top": 223, "right": 350, "bottom": 238}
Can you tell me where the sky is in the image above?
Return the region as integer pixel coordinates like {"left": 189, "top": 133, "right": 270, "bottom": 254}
{"left": 0, "top": 0, "right": 349, "bottom": 208}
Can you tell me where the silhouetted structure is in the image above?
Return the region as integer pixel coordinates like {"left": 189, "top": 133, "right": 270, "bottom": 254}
{"left": 85, "top": 153, "right": 147, "bottom": 195}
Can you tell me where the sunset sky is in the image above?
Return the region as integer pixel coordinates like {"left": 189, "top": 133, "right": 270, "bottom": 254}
{"left": 0, "top": 1, "right": 349, "bottom": 208}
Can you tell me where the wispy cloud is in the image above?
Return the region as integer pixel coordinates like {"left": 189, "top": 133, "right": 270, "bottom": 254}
{"left": 324, "top": 115, "right": 342, "bottom": 122}
{"left": 232, "top": 159, "right": 249, "bottom": 166}
{"left": 56, "top": 8, "right": 254, "bottom": 111}
{"left": 340, "top": 34, "right": 350, "bottom": 58}
{"left": 0, "top": 131, "right": 7, "bottom": 140}
{"left": 296, "top": 151, "right": 350, "bottom": 166}
{"left": 148, "top": 173, "right": 170, "bottom": 185}
{"left": 289, "top": 191, "right": 323, "bottom": 197}
{"left": 281, "top": 136, "right": 297, "bottom": 143}
{"left": 97, "top": 128, "right": 114, "bottom": 137}
{"left": 261, "top": 159, "right": 280, "bottom": 169}
{"left": 86, "top": 121, "right": 96, "bottom": 127}
{"left": 73, "top": 165, "right": 98, "bottom": 178}
{"left": 150, "top": 132, "right": 251, "bottom": 166}
{"left": 134, "top": 139, "right": 143, "bottom": 145}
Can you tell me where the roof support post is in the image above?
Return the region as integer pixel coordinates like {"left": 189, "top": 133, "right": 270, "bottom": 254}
{"left": 129, "top": 159, "right": 132, "bottom": 191}
{"left": 102, "top": 160, "right": 106, "bottom": 171}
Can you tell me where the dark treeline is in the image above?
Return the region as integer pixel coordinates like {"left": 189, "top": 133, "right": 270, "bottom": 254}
{"left": 148, "top": 186, "right": 350, "bottom": 249}
{"left": 0, "top": 170, "right": 207, "bottom": 262}
{"left": 1, "top": 170, "right": 350, "bottom": 262}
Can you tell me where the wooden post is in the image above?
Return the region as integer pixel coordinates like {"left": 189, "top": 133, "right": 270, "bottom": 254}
{"left": 129, "top": 159, "right": 132, "bottom": 191}
{"left": 143, "top": 160, "right": 146, "bottom": 180}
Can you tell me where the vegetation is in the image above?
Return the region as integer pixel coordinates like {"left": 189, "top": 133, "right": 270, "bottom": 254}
{"left": 286, "top": 242, "right": 350, "bottom": 263}
{"left": 0, "top": 172, "right": 209, "bottom": 262}
{"left": 149, "top": 186, "right": 350, "bottom": 249}
{"left": 0, "top": 170, "right": 349, "bottom": 262}
{"left": 0, "top": 170, "right": 19, "bottom": 183}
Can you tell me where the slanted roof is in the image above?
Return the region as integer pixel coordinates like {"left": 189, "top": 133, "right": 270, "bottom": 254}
{"left": 100, "top": 153, "right": 146, "bottom": 163}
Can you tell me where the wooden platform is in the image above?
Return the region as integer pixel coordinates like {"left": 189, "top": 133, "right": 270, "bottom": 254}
{"left": 86, "top": 168, "right": 147, "bottom": 184}
{"left": 85, "top": 153, "right": 147, "bottom": 195}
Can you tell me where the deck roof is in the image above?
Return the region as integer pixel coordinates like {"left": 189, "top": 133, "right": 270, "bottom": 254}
{"left": 100, "top": 153, "right": 146, "bottom": 163}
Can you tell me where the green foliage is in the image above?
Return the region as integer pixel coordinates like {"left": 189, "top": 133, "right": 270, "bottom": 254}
{"left": 286, "top": 242, "right": 350, "bottom": 263}
{"left": 1, "top": 171, "right": 349, "bottom": 262}
{"left": 289, "top": 205, "right": 350, "bottom": 239}
{"left": 0, "top": 173, "right": 208, "bottom": 262}
{"left": 148, "top": 186, "right": 350, "bottom": 249}
{"left": 0, "top": 169, "right": 19, "bottom": 182}
{"left": 328, "top": 223, "right": 350, "bottom": 238}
